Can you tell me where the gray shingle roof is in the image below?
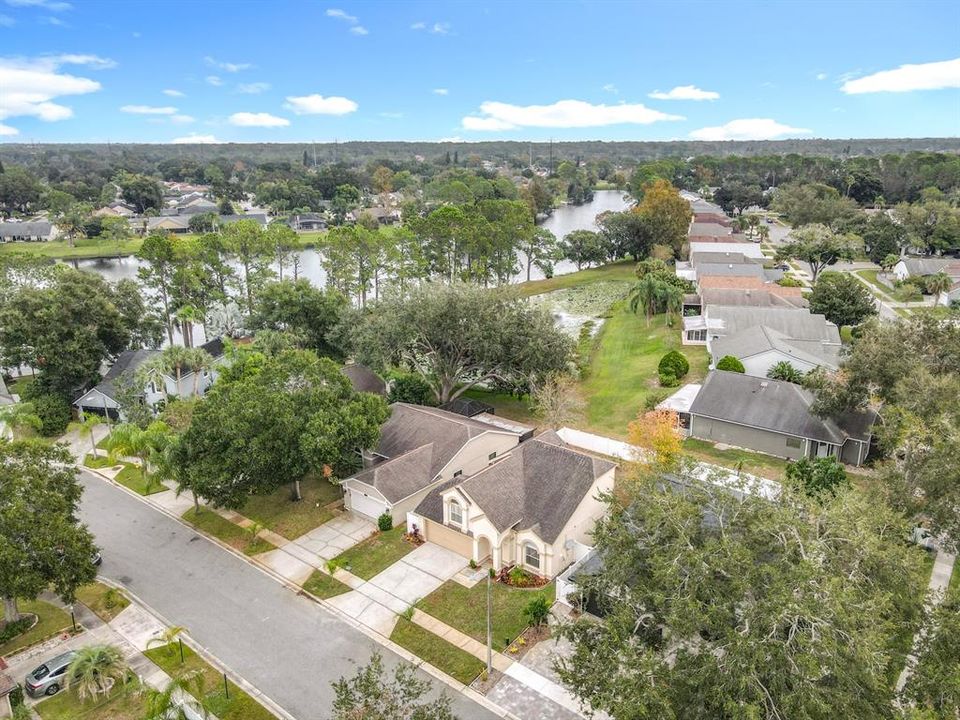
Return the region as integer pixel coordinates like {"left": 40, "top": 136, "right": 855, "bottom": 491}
{"left": 351, "top": 444, "right": 436, "bottom": 503}
{"left": 689, "top": 370, "right": 874, "bottom": 444}
{"left": 689, "top": 222, "right": 731, "bottom": 237}
{"left": 707, "top": 306, "right": 840, "bottom": 343}
{"left": 0, "top": 221, "right": 53, "bottom": 237}
{"left": 900, "top": 258, "right": 950, "bottom": 276}
{"left": 710, "top": 325, "right": 841, "bottom": 369}
{"left": 695, "top": 263, "right": 768, "bottom": 279}
{"left": 690, "top": 252, "right": 762, "bottom": 266}
{"left": 452, "top": 434, "right": 616, "bottom": 544}
{"left": 341, "top": 363, "right": 386, "bottom": 396}
{"left": 699, "top": 289, "right": 807, "bottom": 308}
{"left": 90, "top": 349, "right": 159, "bottom": 401}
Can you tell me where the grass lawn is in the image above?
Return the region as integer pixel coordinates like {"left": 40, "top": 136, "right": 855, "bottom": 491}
{"left": 114, "top": 463, "right": 165, "bottom": 495}
{"left": 682, "top": 438, "right": 790, "bottom": 480}
{"left": 35, "top": 682, "right": 144, "bottom": 720}
{"left": 83, "top": 453, "right": 118, "bottom": 470}
{"left": 7, "top": 374, "right": 35, "bottom": 397}
{"left": 0, "top": 599, "right": 73, "bottom": 657}
{"left": 461, "top": 387, "right": 538, "bottom": 425}
{"left": 332, "top": 526, "right": 414, "bottom": 580}
{"left": 580, "top": 305, "right": 710, "bottom": 439}
{"left": 181, "top": 508, "right": 277, "bottom": 556}
{"left": 75, "top": 582, "right": 130, "bottom": 623}
{"left": 390, "top": 618, "right": 485, "bottom": 684}
{"left": 240, "top": 475, "right": 342, "bottom": 540}
{"left": 144, "top": 642, "right": 275, "bottom": 720}
{"left": 301, "top": 570, "right": 351, "bottom": 599}
{"left": 516, "top": 260, "right": 638, "bottom": 297}
{"left": 417, "top": 580, "right": 555, "bottom": 652}
{"left": 855, "top": 269, "right": 923, "bottom": 303}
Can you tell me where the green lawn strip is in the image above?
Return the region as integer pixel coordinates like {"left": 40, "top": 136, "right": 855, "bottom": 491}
{"left": 301, "top": 570, "right": 351, "bottom": 599}
{"left": 75, "top": 582, "right": 130, "bottom": 623}
{"left": 580, "top": 305, "right": 709, "bottom": 439}
{"left": 516, "top": 260, "right": 637, "bottom": 297}
{"left": 0, "top": 599, "right": 73, "bottom": 657}
{"left": 885, "top": 549, "right": 936, "bottom": 687}
{"left": 461, "top": 388, "right": 538, "bottom": 425}
{"left": 239, "top": 475, "right": 342, "bottom": 540}
{"left": 35, "top": 681, "right": 144, "bottom": 720}
{"left": 331, "top": 526, "right": 413, "bottom": 580}
{"left": 114, "top": 463, "right": 165, "bottom": 495}
{"left": 181, "top": 508, "right": 277, "bottom": 556}
{"left": 144, "top": 642, "right": 275, "bottom": 720}
{"left": 7, "top": 374, "right": 35, "bottom": 397}
{"left": 83, "top": 453, "right": 118, "bottom": 470}
{"left": 417, "top": 581, "right": 555, "bottom": 652}
{"left": 682, "top": 438, "right": 789, "bottom": 480}
{"left": 390, "top": 618, "right": 485, "bottom": 685}
{"left": 946, "top": 557, "right": 960, "bottom": 604}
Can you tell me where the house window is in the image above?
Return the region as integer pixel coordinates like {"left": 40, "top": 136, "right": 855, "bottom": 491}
{"left": 524, "top": 543, "right": 540, "bottom": 570}
{"left": 453, "top": 469, "right": 463, "bottom": 478}
{"left": 688, "top": 329, "right": 707, "bottom": 342}
{"left": 785, "top": 437, "right": 802, "bottom": 449}
{"left": 488, "top": 452, "right": 497, "bottom": 461}
{"left": 449, "top": 499, "right": 463, "bottom": 527}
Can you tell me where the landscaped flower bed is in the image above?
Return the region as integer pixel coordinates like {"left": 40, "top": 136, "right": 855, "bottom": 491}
{"left": 498, "top": 564, "right": 549, "bottom": 589}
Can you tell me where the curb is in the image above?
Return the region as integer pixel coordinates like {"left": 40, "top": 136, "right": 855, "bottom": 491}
{"left": 81, "top": 467, "right": 522, "bottom": 720}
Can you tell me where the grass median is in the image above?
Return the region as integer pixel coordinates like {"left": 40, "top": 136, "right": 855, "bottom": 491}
{"left": 390, "top": 618, "right": 484, "bottom": 685}
{"left": 181, "top": 508, "right": 277, "bottom": 556}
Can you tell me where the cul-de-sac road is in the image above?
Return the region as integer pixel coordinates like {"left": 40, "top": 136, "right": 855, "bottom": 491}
{"left": 77, "top": 470, "right": 499, "bottom": 720}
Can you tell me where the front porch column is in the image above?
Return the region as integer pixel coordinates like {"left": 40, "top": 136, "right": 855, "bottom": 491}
{"left": 492, "top": 543, "right": 502, "bottom": 571}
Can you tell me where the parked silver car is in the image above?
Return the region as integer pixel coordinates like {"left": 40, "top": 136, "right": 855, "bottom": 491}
{"left": 24, "top": 651, "right": 76, "bottom": 697}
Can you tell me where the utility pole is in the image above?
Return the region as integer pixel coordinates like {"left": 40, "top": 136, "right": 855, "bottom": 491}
{"left": 486, "top": 570, "right": 493, "bottom": 677}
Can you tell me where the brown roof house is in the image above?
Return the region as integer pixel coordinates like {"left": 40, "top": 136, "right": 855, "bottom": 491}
{"left": 342, "top": 404, "right": 523, "bottom": 524}
{"left": 407, "top": 431, "right": 616, "bottom": 579}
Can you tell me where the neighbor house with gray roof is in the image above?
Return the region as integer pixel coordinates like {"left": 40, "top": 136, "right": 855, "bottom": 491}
{"left": 709, "top": 324, "right": 841, "bottom": 377}
{"left": 687, "top": 371, "right": 875, "bottom": 466}
{"left": 342, "top": 403, "right": 523, "bottom": 524}
{"left": 0, "top": 221, "right": 57, "bottom": 242}
{"left": 407, "top": 430, "right": 616, "bottom": 578}
{"left": 683, "top": 305, "right": 839, "bottom": 350}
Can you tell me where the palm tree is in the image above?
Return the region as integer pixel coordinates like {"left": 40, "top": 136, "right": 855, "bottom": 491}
{"left": 175, "top": 305, "right": 204, "bottom": 348}
{"left": 143, "top": 670, "right": 212, "bottom": 720}
{"left": 186, "top": 348, "right": 215, "bottom": 396}
{"left": 756, "top": 224, "right": 770, "bottom": 244}
{"left": 68, "top": 644, "right": 131, "bottom": 701}
{"left": 926, "top": 272, "right": 952, "bottom": 306}
{"left": 767, "top": 361, "right": 804, "bottom": 384}
{"left": 629, "top": 274, "right": 662, "bottom": 327}
{"left": 106, "top": 422, "right": 172, "bottom": 481}
{"left": 78, "top": 413, "right": 103, "bottom": 458}
{"left": 137, "top": 356, "right": 170, "bottom": 405}
{"left": 663, "top": 284, "right": 684, "bottom": 327}
{"left": 880, "top": 254, "right": 900, "bottom": 277}
{"left": 146, "top": 625, "right": 189, "bottom": 655}
{"left": 161, "top": 346, "right": 191, "bottom": 396}
{"left": 0, "top": 402, "right": 42, "bottom": 440}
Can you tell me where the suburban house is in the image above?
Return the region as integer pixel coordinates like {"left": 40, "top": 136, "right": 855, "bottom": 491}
{"left": 0, "top": 221, "right": 57, "bottom": 242}
{"left": 288, "top": 213, "right": 327, "bottom": 231}
{"left": 93, "top": 201, "right": 136, "bottom": 218}
{"left": 74, "top": 338, "right": 226, "bottom": 419}
{"left": 342, "top": 404, "right": 523, "bottom": 524}
{"left": 688, "top": 241, "right": 764, "bottom": 258}
{"left": 683, "top": 305, "right": 840, "bottom": 350}
{"left": 341, "top": 363, "right": 387, "bottom": 396}
{"left": 709, "top": 324, "right": 841, "bottom": 375}
{"left": 144, "top": 213, "right": 268, "bottom": 234}
{"left": 406, "top": 430, "right": 617, "bottom": 579}
{"left": 685, "top": 370, "right": 875, "bottom": 466}
{"left": 682, "top": 286, "right": 807, "bottom": 315}
{"left": 892, "top": 257, "right": 952, "bottom": 281}
{"left": 347, "top": 207, "right": 401, "bottom": 225}
{"left": 687, "top": 221, "right": 731, "bottom": 242}
{"left": 676, "top": 251, "right": 781, "bottom": 283}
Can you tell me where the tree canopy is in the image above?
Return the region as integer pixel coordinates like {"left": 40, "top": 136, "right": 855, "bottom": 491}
{"left": 808, "top": 271, "right": 878, "bottom": 327}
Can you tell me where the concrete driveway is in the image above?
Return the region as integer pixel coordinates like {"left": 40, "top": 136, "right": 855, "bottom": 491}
{"left": 326, "top": 544, "right": 468, "bottom": 636}
{"left": 287, "top": 513, "right": 375, "bottom": 564}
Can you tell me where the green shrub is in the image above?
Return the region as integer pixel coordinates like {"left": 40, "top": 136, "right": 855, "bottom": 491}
{"left": 0, "top": 616, "right": 32, "bottom": 644}
{"left": 658, "top": 371, "right": 679, "bottom": 387}
{"left": 658, "top": 350, "right": 690, "bottom": 379}
{"left": 377, "top": 513, "right": 393, "bottom": 532}
{"left": 716, "top": 355, "right": 746, "bottom": 373}
{"left": 523, "top": 593, "right": 551, "bottom": 627}
{"left": 644, "top": 389, "right": 672, "bottom": 411}
{"left": 388, "top": 373, "right": 435, "bottom": 406}
{"left": 778, "top": 276, "right": 803, "bottom": 287}
{"left": 8, "top": 684, "right": 24, "bottom": 709}
{"left": 32, "top": 393, "right": 72, "bottom": 436}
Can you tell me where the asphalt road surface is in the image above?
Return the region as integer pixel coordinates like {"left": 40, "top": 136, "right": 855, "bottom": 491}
{"left": 78, "top": 470, "right": 499, "bottom": 720}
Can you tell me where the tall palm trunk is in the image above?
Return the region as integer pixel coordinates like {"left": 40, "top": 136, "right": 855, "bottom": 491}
{"left": 293, "top": 478, "right": 302, "bottom": 501}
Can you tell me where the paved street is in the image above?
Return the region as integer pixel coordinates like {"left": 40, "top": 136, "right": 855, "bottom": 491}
{"left": 76, "top": 470, "right": 499, "bottom": 720}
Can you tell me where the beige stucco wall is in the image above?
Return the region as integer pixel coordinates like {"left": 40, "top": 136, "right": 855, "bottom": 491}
{"left": 436, "top": 432, "right": 519, "bottom": 482}
{"left": 422, "top": 518, "right": 473, "bottom": 557}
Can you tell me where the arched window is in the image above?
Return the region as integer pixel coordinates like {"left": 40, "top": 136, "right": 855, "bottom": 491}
{"left": 448, "top": 499, "right": 463, "bottom": 527}
{"left": 524, "top": 543, "right": 540, "bottom": 570}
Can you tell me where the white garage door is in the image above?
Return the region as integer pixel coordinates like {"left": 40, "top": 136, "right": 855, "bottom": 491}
{"left": 349, "top": 489, "right": 388, "bottom": 520}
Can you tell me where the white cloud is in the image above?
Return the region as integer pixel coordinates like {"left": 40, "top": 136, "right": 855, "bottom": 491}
{"left": 462, "top": 99, "right": 684, "bottom": 131}
{"left": 171, "top": 114, "right": 194, "bottom": 124}
{"left": 40, "top": 15, "right": 64, "bottom": 25}
{"left": 350, "top": 25, "right": 368, "bottom": 35}
{"left": 0, "top": 55, "right": 103, "bottom": 131}
{"left": 379, "top": 111, "right": 403, "bottom": 119}
{"left": 228, "top": 111, "right": 289, "bottom": 127}
{"left": 47, "top": 53, "right": 115, "bottom": 69}
{"left": 432, "top": 88, "right": 448, "bottom": 95}
{"left": 5, "top": 0, "right": 71, "bottom": 10}
{"left": 602, "top": 83, "right": 618, "bottom": 94}
{"left": 0, "top": 14, "right": 15, "bottom": 25}
{"left": 237, "top": 82, "right": 270, "bottom": 94}
{"left": 438, "top": 135, "right": 462, "bottom": 142}
{"left": 205, "top": 75, "right": 222, "bottom": 86}
{"left": 648, "top": 85, "right": 719, "bottom": 101}
{"left": 204, "top": 56, "right": 251, "bottom": 73}
{"left": 171, "top": 133, "right": 218, "bottom": 144}
{"left": 326, "top": 8, "right": 357, "bottom": 23}
{"left": 411, "top": 20, "right": 450, "bottom": 34}
{"left": 0, "top": 122, "right": 18, "bottom": 135}
{"left": 121, "top": 104, "right": 177, "bottom": 115}
{"left": 841, "top": 57, "right": 960, "bottom": 94}
{"left": 689, "top": 118, "right": 811, "bottom": 141}
{"left": 163, "top": 88, "right": 184, "bottom": 97}
{"left": 816, "top": 72, "right": 828, "bottom": 81}
{"left": 284, "top": 93, "right": 357, "bottom": 115}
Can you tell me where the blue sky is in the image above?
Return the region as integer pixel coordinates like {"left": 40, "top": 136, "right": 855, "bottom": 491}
{"left": 1, "top": 0, "right": 958, "bottom": 144}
